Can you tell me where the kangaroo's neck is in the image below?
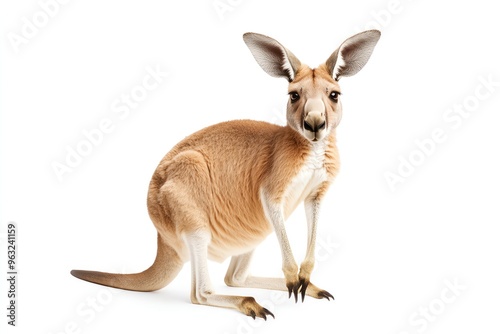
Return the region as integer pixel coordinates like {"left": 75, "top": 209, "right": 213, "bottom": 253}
{"left": 278, "top": 125, "right": 337, "bottom": 168}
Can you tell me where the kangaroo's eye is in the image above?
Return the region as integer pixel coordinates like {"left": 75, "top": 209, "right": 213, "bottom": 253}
{"left": 289, "top": 91, "right": 300, "bottom": 102}
{"left": 329, "top": 91, "right": 340, "bottom": 102}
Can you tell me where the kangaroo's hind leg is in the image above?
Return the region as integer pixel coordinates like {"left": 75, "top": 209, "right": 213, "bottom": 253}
{"left": 160, "top": 150, "right": 274, "bottom": 319}
{"left": 183, "top": 229, "right": 274, "bottom": 319}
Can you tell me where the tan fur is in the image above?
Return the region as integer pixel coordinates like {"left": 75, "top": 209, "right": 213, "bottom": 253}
{"left": 148, "top": 118, "right": 338, "bottom": 262}
{"left": 71, "top": 30, "right": 380, "bottom": 319}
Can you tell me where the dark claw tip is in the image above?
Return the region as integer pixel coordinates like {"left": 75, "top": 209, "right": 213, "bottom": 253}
{"left": 267, "top": 310, "right": 275, "bottom": 319}
{"left": 299, "top": 279, "right": 309, "bottom": 303}
{"left": 319, "top": 290, "right": 334, "bottom": 300}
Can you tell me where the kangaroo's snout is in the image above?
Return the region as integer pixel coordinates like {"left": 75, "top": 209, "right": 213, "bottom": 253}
{"left": 303, "top": 99, "right": 327, "bottom": 141}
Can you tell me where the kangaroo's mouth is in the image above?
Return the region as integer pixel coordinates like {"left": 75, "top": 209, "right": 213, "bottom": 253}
{"left": 303, "top": 127, "right": 327, "bottom": 143}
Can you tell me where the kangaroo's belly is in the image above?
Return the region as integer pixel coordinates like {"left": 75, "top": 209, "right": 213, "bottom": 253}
{"left": 205, "top": 195, "right": 273, "bottom": 262}
{"left": 207, "top": 216, "right": 272, "bottom": 262}
{"left": 205, "top": 168, "right": 327, "bottom": 263}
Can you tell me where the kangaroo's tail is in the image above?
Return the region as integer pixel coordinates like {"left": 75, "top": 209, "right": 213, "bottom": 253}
{"left": 71, "top": 234, "right": 183, "bottom": 292}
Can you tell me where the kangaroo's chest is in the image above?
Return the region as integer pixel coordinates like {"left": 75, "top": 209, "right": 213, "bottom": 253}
{"left": 282, "top": 143, "right": 328, "bottom": 218}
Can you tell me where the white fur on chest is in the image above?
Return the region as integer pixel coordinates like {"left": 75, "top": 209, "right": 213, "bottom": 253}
{"left": 282, "top": 142, "right": 328, "bottom": 218}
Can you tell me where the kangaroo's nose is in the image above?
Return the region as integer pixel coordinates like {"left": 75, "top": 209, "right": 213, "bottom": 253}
{"left": 304, "top": 119, "right": 326, "bottom": 132}
{"left": 304, "top": 109, "right": 326, "bottom": 133}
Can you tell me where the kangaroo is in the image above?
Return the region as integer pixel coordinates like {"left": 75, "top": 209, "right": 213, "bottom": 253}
{"left": 71, "top": 30, "right": 380, "bottom": 319}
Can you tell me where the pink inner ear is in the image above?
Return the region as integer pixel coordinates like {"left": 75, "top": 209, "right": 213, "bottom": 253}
{"left": 326, "top": 30, "right": 381, "bottom": 80}
{"left": 243, "top": 33, "right": 301, "bottom": 82}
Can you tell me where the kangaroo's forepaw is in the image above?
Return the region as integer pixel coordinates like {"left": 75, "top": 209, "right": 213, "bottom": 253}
{"left": 286, "top": 279, "right": 300, "bottom": 303}
{"left": 299, "top": 277, "right": 310, "bottom": 302}
{"left": 240, "top": 297, "right": 275, "bottom": 320}
{"left": 286, "top": 277, "right": 311, "bottom": 303}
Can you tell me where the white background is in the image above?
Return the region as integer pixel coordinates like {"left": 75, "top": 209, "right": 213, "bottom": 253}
{"left": 1, "top": 0, "right": 500, "bottom": 333}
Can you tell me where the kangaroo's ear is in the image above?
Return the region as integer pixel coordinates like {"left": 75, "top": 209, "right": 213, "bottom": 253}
{"left": 325, "top": 30, "right": 381, "bottom": 81}
{"left": 243, "top": 33, "right": 301, "bottom": 82}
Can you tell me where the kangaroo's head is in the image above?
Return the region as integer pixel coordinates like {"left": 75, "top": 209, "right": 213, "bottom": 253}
{"left": 243, "top": 30, "right": 380, "bottom": 143}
